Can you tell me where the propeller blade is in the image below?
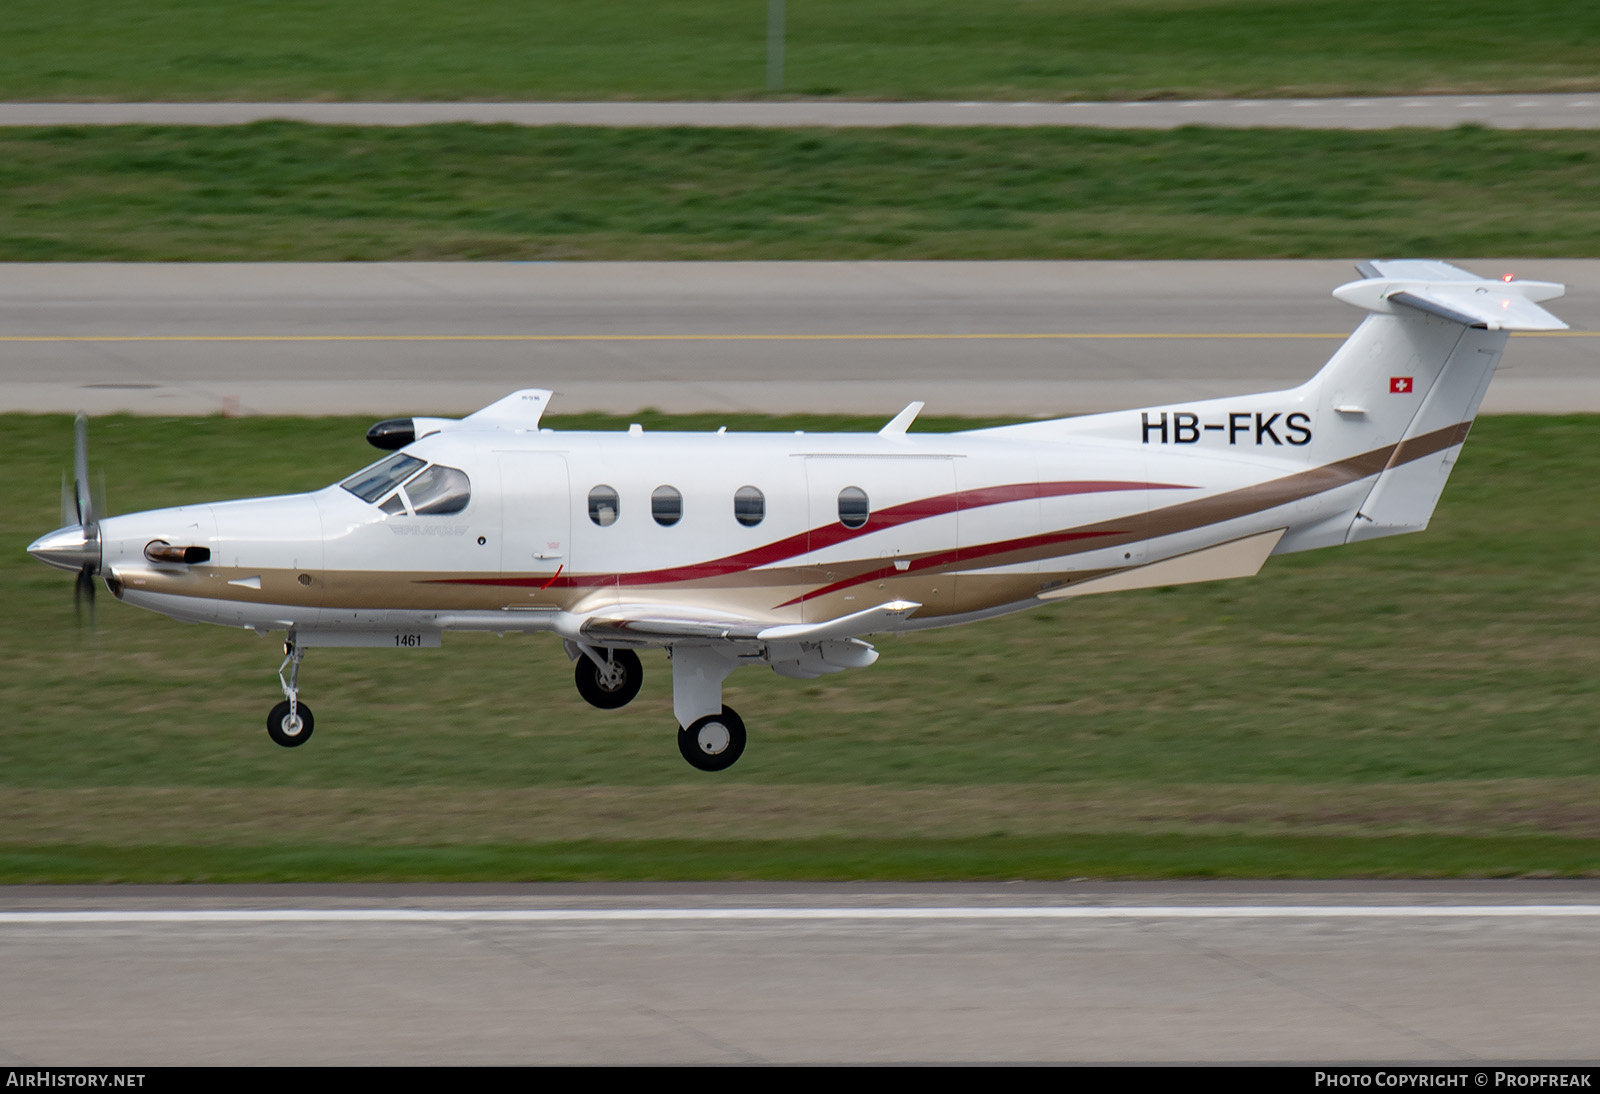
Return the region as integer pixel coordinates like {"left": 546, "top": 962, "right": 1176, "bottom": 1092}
{"left": 74, "top": 411, "right": 93, "bottom": 531}
{"left": 74, "top": 566, "right": 97, "bottom": 629}
{"left": 60, "top": 470, "right": 75, "bottom": 529}
{"left": 94, "top": 469, "right": 107, "bottom": 534}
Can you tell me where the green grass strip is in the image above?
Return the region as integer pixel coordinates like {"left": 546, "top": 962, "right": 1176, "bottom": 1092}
{"left": 8, "top": 0, "right": 1600, "bottom": 102}
{"left": 5, "top": 414, "right": 1598, "bottom": 879}
{"left": 1, "top": 836, "right": 1595, "bottom": 884}
{"left": 6, "top": 124, "right": 1600, "bottom": 260}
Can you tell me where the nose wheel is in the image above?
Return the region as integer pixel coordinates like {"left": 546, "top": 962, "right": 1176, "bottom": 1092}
{"left": 678, "top": 707, "right": 745, "bottom": 772}
{"left": 267, "top": 640, "right": 314, "bottom": 748}
{"left": 267, "top": 699, "right": 315, "bottom": 747}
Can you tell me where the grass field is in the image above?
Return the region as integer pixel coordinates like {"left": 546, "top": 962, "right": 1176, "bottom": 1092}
{"left": 2, "top": 412, "right": 1596, "bottom": 881}
{"left": 6, "top": 124, "right": 1600, "bottom": 260}
{"left": 8, "top": 0, "right": 1600, "bottom": 102}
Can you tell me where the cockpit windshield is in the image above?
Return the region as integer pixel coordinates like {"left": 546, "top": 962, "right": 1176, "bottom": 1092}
{"left": 403, "top": 464, "right": 471, "bottom": 515}
{"left": 338, "top": 454, "right": 471, "bottom": 516}
{"left": 341, "top": 454, "right": 424, "bottom": 503}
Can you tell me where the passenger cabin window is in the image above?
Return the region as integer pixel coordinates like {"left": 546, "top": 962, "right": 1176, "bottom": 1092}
{"left": 403, "top": 464, "right": 471, "bottom": 515}
{"left": 651, "top": 485, "right": 682, "bottom": 527}
{"left": 341, "top": 454, "right": 424, "bottom": 504}
{"left": 838, "top": 486, "right": 869, "bottom": 529}
{"left": 734, "top": 485, "right": 765, "bottom": 527}
{"left": 589, "top": 485, "right": 619, "bottom": 527}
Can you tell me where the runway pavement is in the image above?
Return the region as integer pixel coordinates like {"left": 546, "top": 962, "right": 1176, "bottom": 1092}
{"left": 2, "top": 260, "right": 1595, "bottom": 419}
{"left": 5, "top": 94, "right": 1600, "bottom": 129}
{"left": 0, "top": 881, "right": 1595, "bottom": 1065}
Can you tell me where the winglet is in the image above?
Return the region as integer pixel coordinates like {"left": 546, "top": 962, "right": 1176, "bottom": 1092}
{"left": 878, "top": 402, "right": 925, "bottom": 436}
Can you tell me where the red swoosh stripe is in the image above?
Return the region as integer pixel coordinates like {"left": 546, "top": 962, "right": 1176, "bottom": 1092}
{"left": 428, "top": 479, "right": 1182, "bottom": 590}
{"left": 772, "top": 527, "right": 1126, "bottom": 608}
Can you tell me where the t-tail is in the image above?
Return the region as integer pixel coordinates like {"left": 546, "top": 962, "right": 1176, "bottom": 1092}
{"left": 1292, "top": 260, "right": 1566, "bottom": 550}
{"left": 996, "top": 260, "right": 1567, "bottom": 554}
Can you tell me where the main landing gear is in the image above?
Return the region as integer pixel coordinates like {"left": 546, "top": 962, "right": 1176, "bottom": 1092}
{"left": 572, "top": 645, "right": 643, "bottom": 710}
{"left": 670, "top": 646, "right": 746, "bottom": 773}
{"left": 268, "top": 641, "right": 314, "bottom": 747}
{"left": 678, "top": 707, "right": 746, "bottom": 772}
{"left": 569, "top": 642, "right": 751, "bottom": 771}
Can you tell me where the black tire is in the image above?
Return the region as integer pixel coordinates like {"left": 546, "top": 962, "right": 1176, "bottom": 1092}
{"left": 574, "top": 648, "right": 643, "bottom": 709}
{"left": 677, "top": 707, "right": 746, "bottom": 772}
{"left": 267, "top": 700, "right": 315, "bottom": 748}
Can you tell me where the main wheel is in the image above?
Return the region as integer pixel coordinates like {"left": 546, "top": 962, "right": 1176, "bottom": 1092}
{"left": 267, "top": 700, "right": 315, "bottom": 748}
{"left": 677, "top": 707, "right": 746, "bottom": 772}
{"left": 574, "top": 648, "right": 643, "bottom": 709}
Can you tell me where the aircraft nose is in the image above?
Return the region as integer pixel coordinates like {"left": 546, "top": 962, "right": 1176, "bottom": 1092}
{"left": 27, "top": 524, "right": 101, "bottom": 573}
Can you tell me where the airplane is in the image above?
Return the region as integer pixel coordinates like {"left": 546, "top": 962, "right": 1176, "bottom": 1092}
{"left": 27, "top": 260, "right": 1568, "bottom": 771}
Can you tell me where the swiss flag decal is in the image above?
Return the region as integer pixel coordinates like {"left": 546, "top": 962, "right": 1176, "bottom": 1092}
{"left": 1390, "top": 376, "right": 1414, "bottom": 394}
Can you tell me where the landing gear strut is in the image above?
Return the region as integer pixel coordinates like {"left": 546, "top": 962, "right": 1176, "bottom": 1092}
{"left": 268, "top": 641, "right": 314, "bottom": 747}
{"left": 670, "top": 646, "right": 746, "bottom": 771}
{"left": 573, "top": 645, "right": 643, "bottom": 709}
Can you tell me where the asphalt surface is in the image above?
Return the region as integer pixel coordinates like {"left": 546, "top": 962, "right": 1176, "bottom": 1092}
{"left": 2, "top": 260, "right": 1593, "bottom": 418}
{"left": 0, "top": 881, "right": 1595, "bottom": 1065}
{"left": 5, "top": 94, "right": 1600, "bottom": 128}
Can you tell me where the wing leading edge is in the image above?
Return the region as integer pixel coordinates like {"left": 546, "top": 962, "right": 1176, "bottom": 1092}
{"left": 561, "top": 599, "right": 922, "bottom": 645}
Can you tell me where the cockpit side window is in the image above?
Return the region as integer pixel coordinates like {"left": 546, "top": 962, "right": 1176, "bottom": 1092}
{"left": 403, "top": 464, "right": 471, "bottom": 515}
{"left": 341, "top": 454, "right": 424, "bottom": 504}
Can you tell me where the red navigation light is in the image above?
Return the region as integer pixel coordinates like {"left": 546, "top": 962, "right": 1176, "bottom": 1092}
{"left": 1502, "top": 273, "right": 1515, "bottom": 282}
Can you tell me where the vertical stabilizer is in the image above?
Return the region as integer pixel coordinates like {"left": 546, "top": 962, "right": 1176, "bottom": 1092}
{"left": 1309, "top": 261, "right": 1563, "bottom": 544}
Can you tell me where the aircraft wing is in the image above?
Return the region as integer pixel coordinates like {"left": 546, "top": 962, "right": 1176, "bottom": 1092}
{"left": 564, "top": 599, "right": 922, "bottom": 645}
{"left": 755, "top": 600, "right": 921, "bottom": 642}
{"left": 571, "top": 604, "right": 767, "bottom": 643}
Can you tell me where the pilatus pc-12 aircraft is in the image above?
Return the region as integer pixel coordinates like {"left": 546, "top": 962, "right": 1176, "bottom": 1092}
{"left": 28, "top": 261, "right": 1567, "bottom": 770}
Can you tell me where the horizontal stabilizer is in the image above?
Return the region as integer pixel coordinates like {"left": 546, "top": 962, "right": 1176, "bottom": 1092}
{"left": 1335, "top": 263, "right": 1566, "bottom": 331}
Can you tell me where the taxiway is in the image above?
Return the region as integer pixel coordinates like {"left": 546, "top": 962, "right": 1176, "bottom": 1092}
{"left": 2, "top": 260, "right": 1594, "bottom": 418}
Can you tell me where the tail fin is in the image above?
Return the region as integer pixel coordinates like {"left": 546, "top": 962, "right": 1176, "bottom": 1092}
{"left": 1305, "top": 260, "right": 1564, "bottom": 544}
{"left": 977, "top": 260, "right": 1566, "bottom": 552}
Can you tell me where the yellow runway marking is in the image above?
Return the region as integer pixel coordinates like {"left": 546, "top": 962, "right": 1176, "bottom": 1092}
{"left": 0, "top": 331, "right": 1377, "bottom": 343}
{"left": 1, "top": 331, "right": 1589, "bottom": 343}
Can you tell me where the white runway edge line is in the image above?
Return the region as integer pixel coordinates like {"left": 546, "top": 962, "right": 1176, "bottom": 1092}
{"left": 4, "top": 906, "right": 1600, "bottom": 925}
{"left": 4, "top": 95, "right": 1600, "bottom": 130}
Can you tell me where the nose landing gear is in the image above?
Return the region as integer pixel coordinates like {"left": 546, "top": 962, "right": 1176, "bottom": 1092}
{"left": 268, "top": 641, "right": 314, "bottom": 747}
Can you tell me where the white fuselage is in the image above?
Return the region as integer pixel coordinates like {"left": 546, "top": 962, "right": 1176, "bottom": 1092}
{"left": 96, "top": 414, "right": 1344, "bottom": 645}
